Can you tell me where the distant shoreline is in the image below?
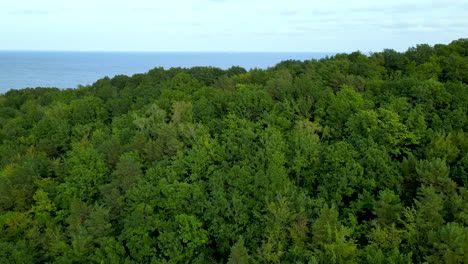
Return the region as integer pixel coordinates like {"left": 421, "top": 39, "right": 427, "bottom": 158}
{"left": 0, "top": 51, "right": 336, "bottom": 93}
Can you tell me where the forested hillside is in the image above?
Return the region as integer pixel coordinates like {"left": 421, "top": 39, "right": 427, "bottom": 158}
{"left": 0, "top": 39, "right": 467, "bottom": 263}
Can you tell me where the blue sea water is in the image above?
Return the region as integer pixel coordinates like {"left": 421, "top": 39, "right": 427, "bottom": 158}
{"left": 0, "top": 51, "right": 335, "bottom": 94}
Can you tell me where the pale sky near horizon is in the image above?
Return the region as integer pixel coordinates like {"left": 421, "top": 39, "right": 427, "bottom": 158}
{"left": 1, "top": 0, "right": 467, "bottom": 52}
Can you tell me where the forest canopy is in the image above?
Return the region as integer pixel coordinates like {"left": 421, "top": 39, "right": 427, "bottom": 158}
{"left": 0, "top": 39, "right": 467, "bottom": 263}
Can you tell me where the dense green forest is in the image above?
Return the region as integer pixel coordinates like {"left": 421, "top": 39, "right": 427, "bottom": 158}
{"left": 0, "top": 39, "right": 467, "bottom": 263}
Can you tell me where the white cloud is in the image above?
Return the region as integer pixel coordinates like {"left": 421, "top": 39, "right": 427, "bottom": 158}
{"left": 1, "top": 0, "right": 466, "bottom": 52}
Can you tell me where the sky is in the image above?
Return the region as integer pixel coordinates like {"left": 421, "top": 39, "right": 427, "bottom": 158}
{"left": 1, "top": 0, "right": 467, "bottom": 52}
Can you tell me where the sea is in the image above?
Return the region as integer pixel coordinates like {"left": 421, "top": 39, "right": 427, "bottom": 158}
{"left": 0, "top": 51, "right": 335, "bottom": 94}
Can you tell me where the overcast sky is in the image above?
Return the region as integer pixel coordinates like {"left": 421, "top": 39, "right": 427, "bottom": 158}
{"left": 1, "top": 0, "right": 466, "bottom": 52}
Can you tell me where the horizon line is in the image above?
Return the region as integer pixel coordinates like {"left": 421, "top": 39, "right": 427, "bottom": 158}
{"left": 0, "top": 49, "right": 347, "bottom": 54}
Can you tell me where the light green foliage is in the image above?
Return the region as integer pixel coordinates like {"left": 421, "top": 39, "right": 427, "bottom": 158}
{"left": 326, "top": 85, "right": 365, "bottom": 136}
{"left": 414, "top": 185, "right": 446, "bottom": 232}
{"left": 69, "top": 96, "right": 108, "bottom": 125}
{"left": 29, "top": 188, "right": 56, "bottom": 225}
{"left": 368, "top": 224, "right": 402, "bottom": 250}
{"left": 157, "top": 73, "right": 201, "bottom": 111}
{"left": 57, "top": 144, "right": 109, "bottom": 206}
{"left": 347, "top": 108, "right": 418, "bottom": 155}
{"left": 0, "top": 241, "right": 35, "bottom": 264}
{"left": 90, "top": 237, "right": 129, "bottom": 264}
{"left": 355, "top": 140, "right": 402, "bottom": 191}
{"left": 0, "top": 152, "right": 50, "bottom": 211}
{"left": 426, "top": 222, "right": 468, "bottom": 264}
{"left": 425, "top": 132, "right": 463, "bottom": 163}
{"left": 133, "top": 103, "right": 167, "bottom": 137}
{"left": 0, "top": 211, "right": 32, "bottom": 241}
{"left": 175, "top": 214, "right": 209, "bottom": 253}
{"left": 259, "top": 196, "right": 294, "bottom": 263}
{"left": 374, "top": 189, "right": 404, "bottom": 225}
{"left": 317, "top": 141, "right": 364, "bottom": 205}
{"left": 259, "top": 126, "right": 290, "bottom": 198}
{"left": 311, "top": 205, "right": 357, "bottom": 264}
{"left": 265, "top": 69, "right": 293, "bottom": 100}
{"left": 65, "top": 202, "right": 113, "bottom": 261}
{"left": 29, "top": 118, "right": 71, "bottom": 155}
{"left": 119, "top": 203, "right": 158, "bottom": 263}
{"left": 228, "top": 84, "right": 274, "bottom": 121}
{"left": 289, "top": 120, "right": 322, "bottom": 188}
{"left": 400, "top": 185, "right": 447, "bottom": 261}
{"left": 228, "top": 237, "right": 249, "bottom": 264}
{"left": 416, "top": 158, "right": 456, "bottom": 194}
{"left": 364, "top": 245, "right": 413, "bottom": 264}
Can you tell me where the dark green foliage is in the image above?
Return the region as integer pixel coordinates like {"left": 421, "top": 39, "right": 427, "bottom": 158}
{"left": 0, "top": 241, "right": 35, "bottom": 263}
{"left": 0, "top": 39, "right": 467, "bottom": 263}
